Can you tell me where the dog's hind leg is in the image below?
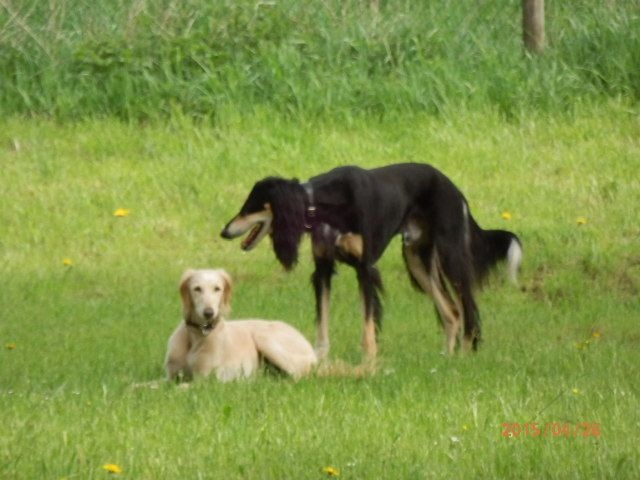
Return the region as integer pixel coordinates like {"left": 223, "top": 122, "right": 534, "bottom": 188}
{"left": 429, "top": 252, "right": 465, "bottom": 355}
{"left": 435, "top": 240, "right": 481, "bottom": 352}
{"left": 356, "top": 265, "right": 383, "bottom": 359}
{"left": 311, "top": 257, "right": 335, "bottom": 359}
{"left": 458, "top": 283, "right": 480, "bottom": 352}
{"left": 403, "top": 244, "right": 463, "bottom": 354}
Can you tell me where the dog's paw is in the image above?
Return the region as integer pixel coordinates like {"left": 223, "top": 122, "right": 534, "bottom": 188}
{"left": 314, "top": 342, "right": 330, "bottom": 360}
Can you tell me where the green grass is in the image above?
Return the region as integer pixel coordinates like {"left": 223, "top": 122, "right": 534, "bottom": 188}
{"left": 1, "top": 102, "right": 639, "bottom": 478}
{"left": 1, "top": 0, "right": 639, "bottom": 120}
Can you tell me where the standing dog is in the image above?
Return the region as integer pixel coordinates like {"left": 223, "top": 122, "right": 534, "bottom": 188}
{"left": 165, "top": 269, "right": 317, "bottom": 382}
{"left": 220, "top": 163, "right": 522, "bottom": 358}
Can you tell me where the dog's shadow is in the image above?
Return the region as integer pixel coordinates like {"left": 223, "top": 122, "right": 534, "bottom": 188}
{"left": 314, "top": 358, "right": 379, "bottom": 379}
{"left": 131, "top": 358, "right": 379, "bottom": 390}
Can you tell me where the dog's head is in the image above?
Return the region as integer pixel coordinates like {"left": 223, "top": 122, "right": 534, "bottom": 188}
{"left": 180, "top": 269, "right": 232, "bottom": 335}
{"left": 220, "top": 177, "right": 306, "bottom": 270}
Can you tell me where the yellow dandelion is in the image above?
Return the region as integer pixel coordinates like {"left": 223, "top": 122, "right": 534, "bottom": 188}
{"left": 113, "top": 208, "right": 131, "bottom": 218}
{"left": 591, "top": 330, "right": 602, "bottom": 339}
{"left": 322, "top": 466, "right": 340, "bottom": 477}
{"left": 571, "top": 387, "right": 581, "bottom": 395}
{"left": 501, "top": 211, "right": 512, "bottom": 220}
{"left": 102, "top": 463, "right": 122, "bottom": 474}
{"left": 462, "top": 424, "right": 470, "bottom": 431}
{"left": 63, "top": 258, "right": 73, "bottom": 266}
{"left": 5, "top": 343, "right": 16, "bottom": 350}
{"left": 576, "top": 217, "right": 587, "bottom": 226}
{"left": 575, "top": 340, "right": 591, "bottom": 350}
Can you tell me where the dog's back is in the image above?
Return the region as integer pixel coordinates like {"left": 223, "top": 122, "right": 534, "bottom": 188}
{"left": 317, "top": 163, "right": 522, "bottom": 284}
{"left": 367, "top": 163, "right": 523, "bottom": 284}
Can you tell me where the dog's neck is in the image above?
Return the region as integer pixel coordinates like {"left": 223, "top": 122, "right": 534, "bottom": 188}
{"left": 184, "top": 314, "right": 219, "bottom": 337}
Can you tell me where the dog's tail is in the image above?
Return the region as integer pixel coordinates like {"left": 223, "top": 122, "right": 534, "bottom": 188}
{"left": 469, "top": 221, "right": 523, "bottom": 285}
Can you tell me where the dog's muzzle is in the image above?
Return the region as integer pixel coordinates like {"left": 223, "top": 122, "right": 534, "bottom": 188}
{"left": 220, "top": 210, "right": 273, "bottom": 251}
{"left": 220, "top": 227, "right": 235, "bottom": 239}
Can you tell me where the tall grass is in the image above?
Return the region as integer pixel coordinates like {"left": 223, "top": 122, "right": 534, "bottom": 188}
{"left": 1, "top": 0, "right": 639, "bottom": 120}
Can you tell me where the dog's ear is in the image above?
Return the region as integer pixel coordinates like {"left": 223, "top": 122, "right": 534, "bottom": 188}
{"left": 179, "top": 269, "right": 195, "bottom": 320}
{"left": 218, "top": 269, "right": 233, "bottom": 316}
{"left": 269, "top": 179, "right": 305, "bottom": 270}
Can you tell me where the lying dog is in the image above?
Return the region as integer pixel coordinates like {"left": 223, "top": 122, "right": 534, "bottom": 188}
{"left": 165, "top": 269, "right": 317, "bottom": 382}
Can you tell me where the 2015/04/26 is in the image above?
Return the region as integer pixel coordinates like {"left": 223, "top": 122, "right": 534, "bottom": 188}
{"left": 502, "top": 422, "right": 601, "bottom": 438}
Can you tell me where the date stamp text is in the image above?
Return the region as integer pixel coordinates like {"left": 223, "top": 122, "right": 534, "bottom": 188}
{"left": 502, "top": 422, "right": 601, "bottom": 438}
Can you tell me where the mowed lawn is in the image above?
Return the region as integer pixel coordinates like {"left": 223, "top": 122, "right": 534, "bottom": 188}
{"left": 0, "top": 104, "right": 639, "bottom": 478}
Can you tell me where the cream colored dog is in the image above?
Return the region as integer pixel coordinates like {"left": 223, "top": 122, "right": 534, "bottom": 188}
{"left": 165, "top": 269, "right": 317, "bottom": 382}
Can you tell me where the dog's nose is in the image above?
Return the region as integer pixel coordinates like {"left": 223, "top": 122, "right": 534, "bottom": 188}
{"left": 203, "top": 308, "right": 215, "bottom": 319}
{"left": 220, "top": 227, "right": 232, "bottom": 239}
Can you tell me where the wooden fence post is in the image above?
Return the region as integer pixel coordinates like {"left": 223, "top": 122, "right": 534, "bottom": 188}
{"left": 522, "top": 0, "right": 545, "bottom": 53}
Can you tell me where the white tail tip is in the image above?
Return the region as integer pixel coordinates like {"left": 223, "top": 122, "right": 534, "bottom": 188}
{"left": 506, "top": 238, "right": 523, "bottom": 285}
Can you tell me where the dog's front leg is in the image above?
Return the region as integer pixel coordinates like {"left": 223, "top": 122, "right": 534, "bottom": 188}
{"left": 165, "top": 356, "right": 185, "bottom": 381}
{"left": 356, "top": 264, "right": 383, "bottom": 360}
{"left": 165, "top": 324, "right": 190, "bottom": 381}
{"left": 311, "top": 257, "right": 335, "bottom": 359}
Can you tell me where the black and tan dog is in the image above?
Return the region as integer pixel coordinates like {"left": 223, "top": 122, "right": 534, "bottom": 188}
{"left": 221, "top": 163, "right": 522, "bottom": 359}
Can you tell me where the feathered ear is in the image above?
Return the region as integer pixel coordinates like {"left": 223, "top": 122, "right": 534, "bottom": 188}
{"left": 268, "top": 179, "right": 306, "bottom": 270}
{"left": 217, "top": 269, "right": 233, "bottom": 316}
{"left": 179, "top": 269, "right": 196, "bottom": 320}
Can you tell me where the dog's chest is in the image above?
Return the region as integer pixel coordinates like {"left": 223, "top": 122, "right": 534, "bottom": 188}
{"left": 186, "top": 329, "right": 259, "bottom": 381}
{"left": 312, "top": 223, "right": 364, "bottom": 261}
{"left": 186, "top": 335, "right": 224, "bottom": 373}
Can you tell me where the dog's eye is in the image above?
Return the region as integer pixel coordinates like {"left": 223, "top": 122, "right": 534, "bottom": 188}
{"left": 193, "top": 286, "right": 202, "bottom": 293}
{"left": 213, "top": 286, "right": 221, "bottom": 292}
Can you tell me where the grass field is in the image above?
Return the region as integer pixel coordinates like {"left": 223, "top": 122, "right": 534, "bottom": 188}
{"left": 1, "top": 101, "right": 639, "bottom": 478}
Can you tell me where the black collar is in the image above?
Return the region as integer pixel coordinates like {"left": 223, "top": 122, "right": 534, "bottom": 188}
{"left": 185, "top": 318, "right": 214, "bottom": 335}
{"left": 302, "top": 182, "right": 317, "bottom": 229}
